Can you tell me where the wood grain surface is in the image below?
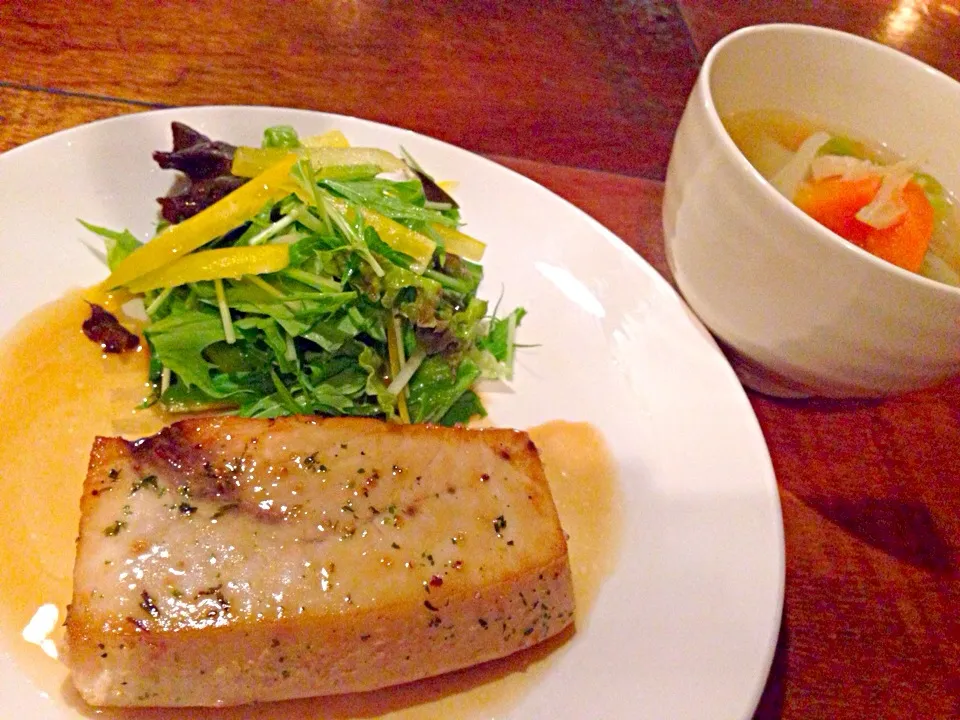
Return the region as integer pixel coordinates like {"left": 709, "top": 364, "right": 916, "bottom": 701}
{"left": 0, "top": 0, "right": 700, "bottom": 178}
{"left": 679, "top": 0, "right": 960, "bottom": 80}
{"left": 2, "top": 1, "right": 959, "bottom": 718}
{"left": 0, "top": 87, "right": 152, "bottom": 153}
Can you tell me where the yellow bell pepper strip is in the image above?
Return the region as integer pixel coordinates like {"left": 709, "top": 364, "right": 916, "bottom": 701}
{"left": 308, "top": 147, "right": 405, "bottom": 172}
{"left": 327, "top": 197, "right": 436, "bottom": 273}
{"left": 231, "top": 146, "right": 405, "bottom": 179}
{"left": 124, "top": 245, "right": 290, "bottom": 294}
{"left": 428, "top": 223, "right": 486, "bottom": 261}
{"left": 287, "top": 180, "right": 436, "bottom": 273}
{"left": 231, "top": 146, "right": 291, "bottom": 177}
{"left": 104, "top": 154, "right": 298, "bottom": 289}
{"left": 301, "top": 129, "right": 350, "bottom": 148}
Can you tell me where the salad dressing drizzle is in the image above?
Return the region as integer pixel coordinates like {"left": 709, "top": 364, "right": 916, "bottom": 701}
{"left": 0, "top": 290, "right": 621, "bottom": 719}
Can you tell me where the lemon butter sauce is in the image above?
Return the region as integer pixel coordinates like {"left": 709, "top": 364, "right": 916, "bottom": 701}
{"left": 0, "top": 290, "right": 621, "bottom": 719}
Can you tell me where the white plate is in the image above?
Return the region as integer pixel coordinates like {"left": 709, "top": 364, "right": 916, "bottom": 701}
{"left": 0, "top": 107, "right": 784, "bottom": 719}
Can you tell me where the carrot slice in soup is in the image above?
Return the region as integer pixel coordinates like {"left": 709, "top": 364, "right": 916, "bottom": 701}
{"left": 794, "top": 175, "right": 882, "bottom": 239}
{"left": 795, "top": 176, "right": 934, "bottom": 273}
{"left": 858, "top": 180, "right": 934, "bottom": 273}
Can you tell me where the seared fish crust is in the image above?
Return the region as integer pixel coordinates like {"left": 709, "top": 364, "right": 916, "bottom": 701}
{"left": 64, "top": 416, "right": 574, "bottom": 707}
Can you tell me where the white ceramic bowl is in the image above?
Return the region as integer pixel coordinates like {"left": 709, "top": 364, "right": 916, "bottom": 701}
{"left": 663, "top": 23, "right": 960, "bottom": 398}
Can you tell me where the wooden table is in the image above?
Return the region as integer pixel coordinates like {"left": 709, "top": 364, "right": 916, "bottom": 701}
{"left": 2, "top": 2, "right": 958, "bottom": 717}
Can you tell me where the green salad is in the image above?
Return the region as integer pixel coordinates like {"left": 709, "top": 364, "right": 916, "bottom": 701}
{"left": 83, "top": 123, "right": 524, "bottom": 426}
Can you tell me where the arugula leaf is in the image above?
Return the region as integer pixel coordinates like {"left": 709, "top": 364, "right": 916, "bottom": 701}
{"left": 439, "top": 390, "right": 486, "bottom": 426}
{"left": 322, "top": 179, "right": 457, "bottom": 227}
{"left": 239, "top": 393, "right": 290, "bottom": 419}
{"left": 407, "top": 355, "right": 482, "bottom": 424}
{"left": 359, "top": 346, "right": 395, "bottom": 416}
{"left": 79, "top": 220, "right": 142, "bottom": 270}
{"left": 145, "top": 310, "right": 226, "bottom": 397}
{"left": 228, "top": 293, "right": 358, "bottom": 326}
{"left": 158, "top": 381, "right": 239, "bottom": 413}
{"left": 270, "top": 369, "right": 305, "bottom": 414}
{"left": 262, "top": 125, "right": 301, "bottom": 149}
{"left": 235, "top": 317, "right": 297, "bottom": 374}
{"left": 480, "top": 307, "right": 526, "bottom": 361}
{"left": 203, "top": 338, "right": 271, "bottom": 374}
{"left": 299, "top": 369, "right": 360, "bottom": 414}
{"left": 449, "top": 297, "right": 489, "bottom": 346}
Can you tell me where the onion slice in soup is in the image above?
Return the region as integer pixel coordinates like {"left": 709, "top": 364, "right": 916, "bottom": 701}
{"left": 772, "top": 131, "right": 831, "bottom": 200}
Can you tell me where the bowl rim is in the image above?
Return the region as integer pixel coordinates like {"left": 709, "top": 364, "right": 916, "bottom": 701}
{"left": 697, "top": 22, "right": 960, "bottom": 299}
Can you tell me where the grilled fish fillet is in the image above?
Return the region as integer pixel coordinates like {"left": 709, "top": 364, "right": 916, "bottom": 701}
{"left": 64, "top": 416, "right": 574, "bottom": 707}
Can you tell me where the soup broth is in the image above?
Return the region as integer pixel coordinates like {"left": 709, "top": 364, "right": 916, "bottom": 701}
{"left": 723, "top": 108, "right": 960, "bottom": 286}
